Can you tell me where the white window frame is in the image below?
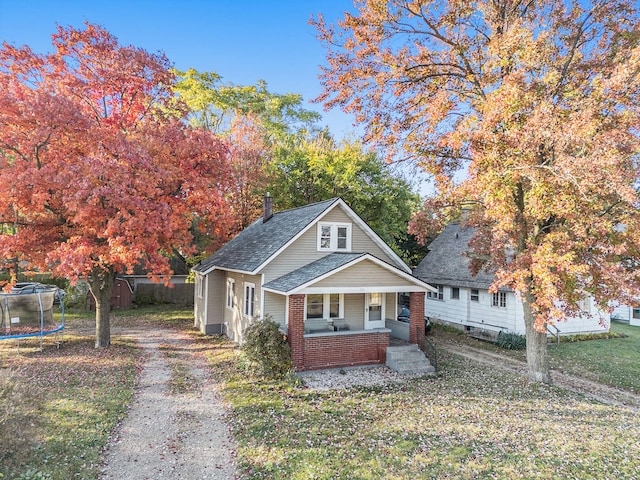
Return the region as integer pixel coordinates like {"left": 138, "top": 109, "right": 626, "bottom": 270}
{"left": 226, "top": 278, "right": 235, "bottom": 310}
{"left": 633, "top": 308, "right": 640, "bottom": 320}
{"left": 243, "top": 282, "right": 256, "bottom": 318}
{"left": 470, "top": 289, "right": 479, "bottom": 302}
{"left": 305, "top": 293, "right": 344, "bottom": 320}
{"left": 451, "top": 287, "right": 460, "bottom": 300}
{"left": 427, "top": 284, "right": 444, "bottom": 301}
{"left": 197, "top": 275, "right": 205, "bottom": 299}
{"left": 492, "top": 291, "right": 507, "bottom": 308}
{"left": 317, "top": 222, "right": 352, "bottom": 252}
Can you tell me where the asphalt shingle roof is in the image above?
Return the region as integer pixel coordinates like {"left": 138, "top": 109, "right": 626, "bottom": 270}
{"left": 192, "top": 198, "right": 339, "bottom": 274}
{"left": 263, "top": 252, "right": 365, "bottom": 293}
{"left": 413, "top": 223, "right": 497, "bottom": 290}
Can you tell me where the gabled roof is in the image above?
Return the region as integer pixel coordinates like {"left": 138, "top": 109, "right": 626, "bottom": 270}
{"left": 263, "top": 252, "right": 435, "bottom": 294}
{"left": 192, "top": 198, "right": 338, "bottom": 274}
{"left": 263, "top": 252, "right": 365, "bottom": 293}
{"left": 413, "top": 223, "right": 497, "bottom": 290}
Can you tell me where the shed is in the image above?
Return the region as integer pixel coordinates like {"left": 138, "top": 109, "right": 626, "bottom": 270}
{"left": 87, "top": 278, "right": 133, "bottom": 310}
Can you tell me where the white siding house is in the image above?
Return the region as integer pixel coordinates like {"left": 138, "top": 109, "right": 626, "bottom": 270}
{"left": 413, "top": 224, "right": 610, "bottom": 337}
{"left": 610, "top": 303, "right": 640, "bottom": 327}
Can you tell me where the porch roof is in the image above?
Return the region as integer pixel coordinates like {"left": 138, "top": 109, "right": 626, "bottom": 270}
{"left": 263, "top": 252, "right": 435, "bottom": 295}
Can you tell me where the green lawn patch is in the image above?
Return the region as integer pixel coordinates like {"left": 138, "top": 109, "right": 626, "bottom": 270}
{"left": 0, "top": 335, "right": 141, "bottom": 480}
{"left": 430, "top": 321, "right": 640, "bottom": 394}
{"left": 201, "top": 333, "right": 640, "bottom": 479}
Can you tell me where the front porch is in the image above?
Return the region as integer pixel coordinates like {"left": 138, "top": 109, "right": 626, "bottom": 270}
{"left": 287, "top": 292, "right": 426, "bottom": 371}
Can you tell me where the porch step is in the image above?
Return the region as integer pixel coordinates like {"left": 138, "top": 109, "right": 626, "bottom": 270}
{"left": 386, "top": 345, "right": 435, "bottom": 375}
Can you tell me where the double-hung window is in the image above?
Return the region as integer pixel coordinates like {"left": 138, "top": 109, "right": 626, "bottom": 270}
{"left": 470, "top": 289, "right": 479, "bottom": 302}
{"left": 243, "top": 282, "right": 255, "bottom": 317}
{"left": 306, "top": 293, "right": 343, "bottom": 320}
{"left": 633, "top": 308, "right": 640, "bottom": 320}
{"left": 492, "top": 291, "right": 507, "bottom": 308}
{"left": 226, "top": 278, "right": 235, "bottom": 309}
{"left": 317, "top": 222, "right": 352, "bottom": 252}
{"left": 451, "top": 287, "right": 460, "bottom": 300}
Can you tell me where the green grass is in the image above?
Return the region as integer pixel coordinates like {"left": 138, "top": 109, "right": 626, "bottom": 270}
{"left": 204, "top": 340, "right": 640, "bottom": 479}
{"left": 0, "top": 335, "right": 141, "bottom": 480}
{"left": 0, "top": 306, "right": 193, "bottom": 480}
{"left": 548, "top": 321, "right": 640, "bottom": 392}
{"left": 430, "top": 321, "right": 640, "bottom": 393}
{"left": 3, "top": 306, "right": 640, "bottom": 479}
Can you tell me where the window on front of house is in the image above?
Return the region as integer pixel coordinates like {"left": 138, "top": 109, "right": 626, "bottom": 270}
{"left": 471, "top": 289, "right": 479, "bottom": 302}
{"left": 243, "top": 282, "right": 255, "bottom": 317}
{"left": 306, "top": 293, "right": 343, "bottom": 319}
{"left": 451, "top": 287, "right": 460, "bottom": 300}
{"left": 492, "top": 291, "right": 506, "bottom": 308}
{"left": 317, "top": 222, "right": 352, "bottom": 252}
{"left": 633, "top": 308, "right": 640, "bottom": 320}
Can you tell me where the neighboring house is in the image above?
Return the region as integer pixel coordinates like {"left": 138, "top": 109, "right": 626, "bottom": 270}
{"left": 610, "top": 304, "right": 640, "bottom": 327}
{"left": 413, "top": 223, "right": 609, "bottom": 337}
{"left": 192, "top": 195, "right": 435, "bottom": 371}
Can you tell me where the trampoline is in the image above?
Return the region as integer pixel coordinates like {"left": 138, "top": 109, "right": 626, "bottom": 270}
{"left": 0, "top": 289, "right": 65, "bottom": 350}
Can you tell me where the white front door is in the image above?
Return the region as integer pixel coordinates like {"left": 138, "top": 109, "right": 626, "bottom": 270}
{"left": 365, "top": 292, "right": 385, "bottom": 329}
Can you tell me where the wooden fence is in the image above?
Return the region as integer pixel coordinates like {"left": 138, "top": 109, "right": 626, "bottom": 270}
{"left": 136, "top": 283, "right": 194, "bottom": 306}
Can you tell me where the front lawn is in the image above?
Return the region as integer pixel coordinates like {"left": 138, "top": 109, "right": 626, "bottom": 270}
{"left": 430, "top": 321, "right": 640, "bottom": 393}
{"left": 0, "top": 306, "right": 193, "bottom": 480}
{"left": 0, "top": 335, "right": 140, "bottom": 480}
{"left": 203, "top": 333, "right": 640, "bottom": 479}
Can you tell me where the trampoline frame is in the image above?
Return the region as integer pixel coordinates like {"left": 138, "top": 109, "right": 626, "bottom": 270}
{"left": 0, "top": 290, "right": 65, "bottom": 351}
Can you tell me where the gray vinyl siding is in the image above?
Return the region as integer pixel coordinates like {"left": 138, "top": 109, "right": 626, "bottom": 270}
{"left": 195, "top": 270, "right": 224, "bottom": 334}
{"left": 385, "top": 292, "right": 397, "bottom": 320}
{"left": 343, "top": 293, "right": 365, "bottom": 330}
{"left": 263, "top": 291, "right": 286, "bottom": 328}
{"left": 222, "top": 271, "right": 262, "bottom": 343}
{"left": 312, "top": 259, "right": 416, "bottom": 289}
{"left": 263, "top": 205, "right": 404, "bottom": 282}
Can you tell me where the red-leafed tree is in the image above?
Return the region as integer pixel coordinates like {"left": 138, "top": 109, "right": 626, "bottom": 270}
{"left": 314, "top": 1, "right": 640, "bottom": 382}
{"left": 0, "top": 24, "right": 236, "bottom": 347}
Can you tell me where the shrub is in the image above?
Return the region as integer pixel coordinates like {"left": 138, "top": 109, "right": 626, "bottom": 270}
{"left": 0, "top": 371, "right": 43, "bottom": 461}
{"left": 496, "top": 331, "right": 526, "bottom": 350}
{"left": 242, "top": 316, "right": 293, "bottom": 379}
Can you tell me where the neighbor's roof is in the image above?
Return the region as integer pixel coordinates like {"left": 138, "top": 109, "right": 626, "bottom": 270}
{"left": 413, "top": 223, "right": 497, "bottom": 290}
{"left": 192, "top": 198, "right": 339, "bottom": 274}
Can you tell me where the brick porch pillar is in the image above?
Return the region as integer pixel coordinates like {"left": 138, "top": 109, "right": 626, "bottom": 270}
{"left": 409, "top": 292, "right": 425, "bottom": 345}
{"left": 288, "top": 294, "right": 305, "bottom": 370}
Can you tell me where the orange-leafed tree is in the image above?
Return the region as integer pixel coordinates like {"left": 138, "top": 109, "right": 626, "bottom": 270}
{"left": 314, "top": 1, "right": 640, "bottom": 382}
{"left": 0, "top": 24, "right": 236, "bottom": 347}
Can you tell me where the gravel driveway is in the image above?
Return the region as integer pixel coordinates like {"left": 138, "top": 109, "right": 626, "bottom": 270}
{"left": 100, "top": 328, "right": 237, "bottom": 479}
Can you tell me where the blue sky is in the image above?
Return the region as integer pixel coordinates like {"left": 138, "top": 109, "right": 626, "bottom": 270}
{"left": 0, "top": 0, "right": 359, "bottom": 139}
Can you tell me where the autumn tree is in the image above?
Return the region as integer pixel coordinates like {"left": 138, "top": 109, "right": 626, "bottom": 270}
{"left": 172, "top": 69, "right": 323, "bottom": 229}
{"left": 0, "top": 24, "right": 235, "bottom": 347}
{"left": 314, "top": 1, "right": 640, "bottom": 382}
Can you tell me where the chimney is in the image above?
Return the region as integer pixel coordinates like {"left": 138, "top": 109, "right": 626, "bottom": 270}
{"left": 263, "top": 192, "right": 273, "bottom": 222}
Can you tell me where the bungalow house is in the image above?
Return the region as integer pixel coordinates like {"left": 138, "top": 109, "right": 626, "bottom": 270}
{"left": 413, "top": 223, "right": 610, "bottom": 337}
{"left": 192, "top": 195, "right": 435, "bottom": 371}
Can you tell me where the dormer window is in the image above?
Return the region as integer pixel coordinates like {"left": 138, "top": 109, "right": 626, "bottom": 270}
{"left": 317, "top": 222, "right": 352, "bottom": 251}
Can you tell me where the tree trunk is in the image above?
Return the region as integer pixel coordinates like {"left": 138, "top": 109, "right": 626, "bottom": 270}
{"left": 522, "top": 291, "right": 551, "bottom": 384}
{"left": 88, "top": 269, "right": 116, "bottom": 348}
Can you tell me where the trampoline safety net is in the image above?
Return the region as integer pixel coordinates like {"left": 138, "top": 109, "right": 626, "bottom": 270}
{"left": 0, "top": 291, "right": 64, "bottom": 339}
